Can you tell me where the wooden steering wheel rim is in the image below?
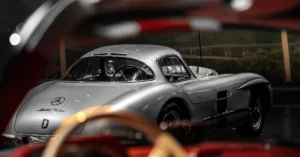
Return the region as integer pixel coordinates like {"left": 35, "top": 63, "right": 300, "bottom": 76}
{"left": 42, "top": 105, "right": 188, "bottom": 157}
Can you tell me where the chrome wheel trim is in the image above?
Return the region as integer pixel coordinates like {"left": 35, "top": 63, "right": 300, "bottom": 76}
{"left": 250, "top": 97, "right": 263, "bottom": 130}
{"left": 162, "top": 110, "right": 191, "bottom": 135}
{"left": 163, "top": 110, "right": 180, "bottom": 127}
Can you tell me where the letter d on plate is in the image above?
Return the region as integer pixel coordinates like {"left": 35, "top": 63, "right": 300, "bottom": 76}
{"left": 41, "top": 119, "right": 49, "bottom": 129}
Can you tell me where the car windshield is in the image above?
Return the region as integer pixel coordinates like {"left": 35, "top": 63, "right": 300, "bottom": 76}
{"left": 62, "top": 57, "right": 154, "bottom": 82}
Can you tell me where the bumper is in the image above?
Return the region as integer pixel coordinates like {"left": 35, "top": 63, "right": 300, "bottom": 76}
{"left": 3, "top": 121, "right": 150, "bottom": 145}
{"left": 2, "top": 134, "right": 54, "bottom": 145}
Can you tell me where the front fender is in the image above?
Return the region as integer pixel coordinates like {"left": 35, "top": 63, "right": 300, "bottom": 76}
{"left": 238, "top": 78, "right": 270, "bottom": 90}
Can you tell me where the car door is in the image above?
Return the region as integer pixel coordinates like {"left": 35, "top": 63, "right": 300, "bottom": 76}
{"left": 157, "top": 55, "right": 218, "bottom": 125}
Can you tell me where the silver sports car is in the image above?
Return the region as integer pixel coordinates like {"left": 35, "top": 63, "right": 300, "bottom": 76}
{"left": 4, "top": 44, "right": 272, "bottom": 144}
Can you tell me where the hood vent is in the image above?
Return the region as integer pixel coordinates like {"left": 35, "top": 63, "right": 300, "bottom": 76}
{"left": 110, "top": 53, "right": 127, "bottom": 56}
{"left": 92, "top": 53, "right": 109, "bottom": 56}
{"left": 92, "top": 53, "right": 127, "bottom": 56}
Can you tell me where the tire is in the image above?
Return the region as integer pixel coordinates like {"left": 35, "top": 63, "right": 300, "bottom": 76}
{"left": 236, "top": 92, "right": 265, "bottom": 137}
{"left": 157, "top": 102, "right": 198, "bottom": 143}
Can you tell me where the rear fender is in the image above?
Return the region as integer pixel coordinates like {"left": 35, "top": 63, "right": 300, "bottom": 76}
{"left": 100, "top": 82, "right": 191, "bottom": 122}
{"left": 3, "top": 81, "right": 57, "bottom": 137}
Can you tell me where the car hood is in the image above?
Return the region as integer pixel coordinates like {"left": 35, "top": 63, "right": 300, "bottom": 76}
{"left": 14, "top": 81, "right": 150, "bottom": 135}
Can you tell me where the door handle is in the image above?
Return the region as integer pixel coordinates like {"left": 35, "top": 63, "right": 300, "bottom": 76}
{"left": 217, "top": 96, "right": 230, "bottom": 101}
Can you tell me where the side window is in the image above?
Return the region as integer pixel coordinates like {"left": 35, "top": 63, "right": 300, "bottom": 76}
{"left": 158, "top": 56, "right": 191, "bottom": 82}
{"left": 171, "top": 56, "right": 188, "bottom": 74}
{"left": 158, "top": 57, "right": 175, "bottom": 75}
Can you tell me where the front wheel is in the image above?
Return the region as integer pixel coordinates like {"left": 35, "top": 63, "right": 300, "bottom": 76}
{"left": 236, "top": 93, "right": 265, "bottom": 137}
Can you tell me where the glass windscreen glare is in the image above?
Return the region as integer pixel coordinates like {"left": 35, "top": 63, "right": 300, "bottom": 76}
{"left": 63, "top": 57, "right": 154, "bottom": 82}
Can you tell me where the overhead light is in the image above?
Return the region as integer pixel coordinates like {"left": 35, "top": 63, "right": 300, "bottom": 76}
{"left": 9, "top": 33, "right": 21, "bottom": 46}
{"left": 230, "top": 0, "right": 253, "bottom": 12}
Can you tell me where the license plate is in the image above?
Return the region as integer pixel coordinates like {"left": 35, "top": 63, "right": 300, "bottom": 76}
{"left": 28, "top": 136, "right": 56, "bottom": 144}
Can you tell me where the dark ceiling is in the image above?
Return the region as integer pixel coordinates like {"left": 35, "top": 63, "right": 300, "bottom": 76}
{"left": 0, "top": 0, "right": 42, "bottom": 49}
{"left": 0, "top": 0, "right": 39, "bottom": 31}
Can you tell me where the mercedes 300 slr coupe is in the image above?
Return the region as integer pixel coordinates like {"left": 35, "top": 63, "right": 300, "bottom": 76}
{"left": 4, "top": 44, "right": 272, "bottom": 144}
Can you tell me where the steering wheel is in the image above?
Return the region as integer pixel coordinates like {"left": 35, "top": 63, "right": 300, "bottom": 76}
{"left": 42, "top": 105, "right": 188, "bottom": 157}
{"left": 112, "top": 66, "right": 143, "bottom": 82}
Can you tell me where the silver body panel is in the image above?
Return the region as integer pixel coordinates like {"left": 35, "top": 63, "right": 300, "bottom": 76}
{"left": 4, "top": 45, "right": 272, "bottom": 141}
